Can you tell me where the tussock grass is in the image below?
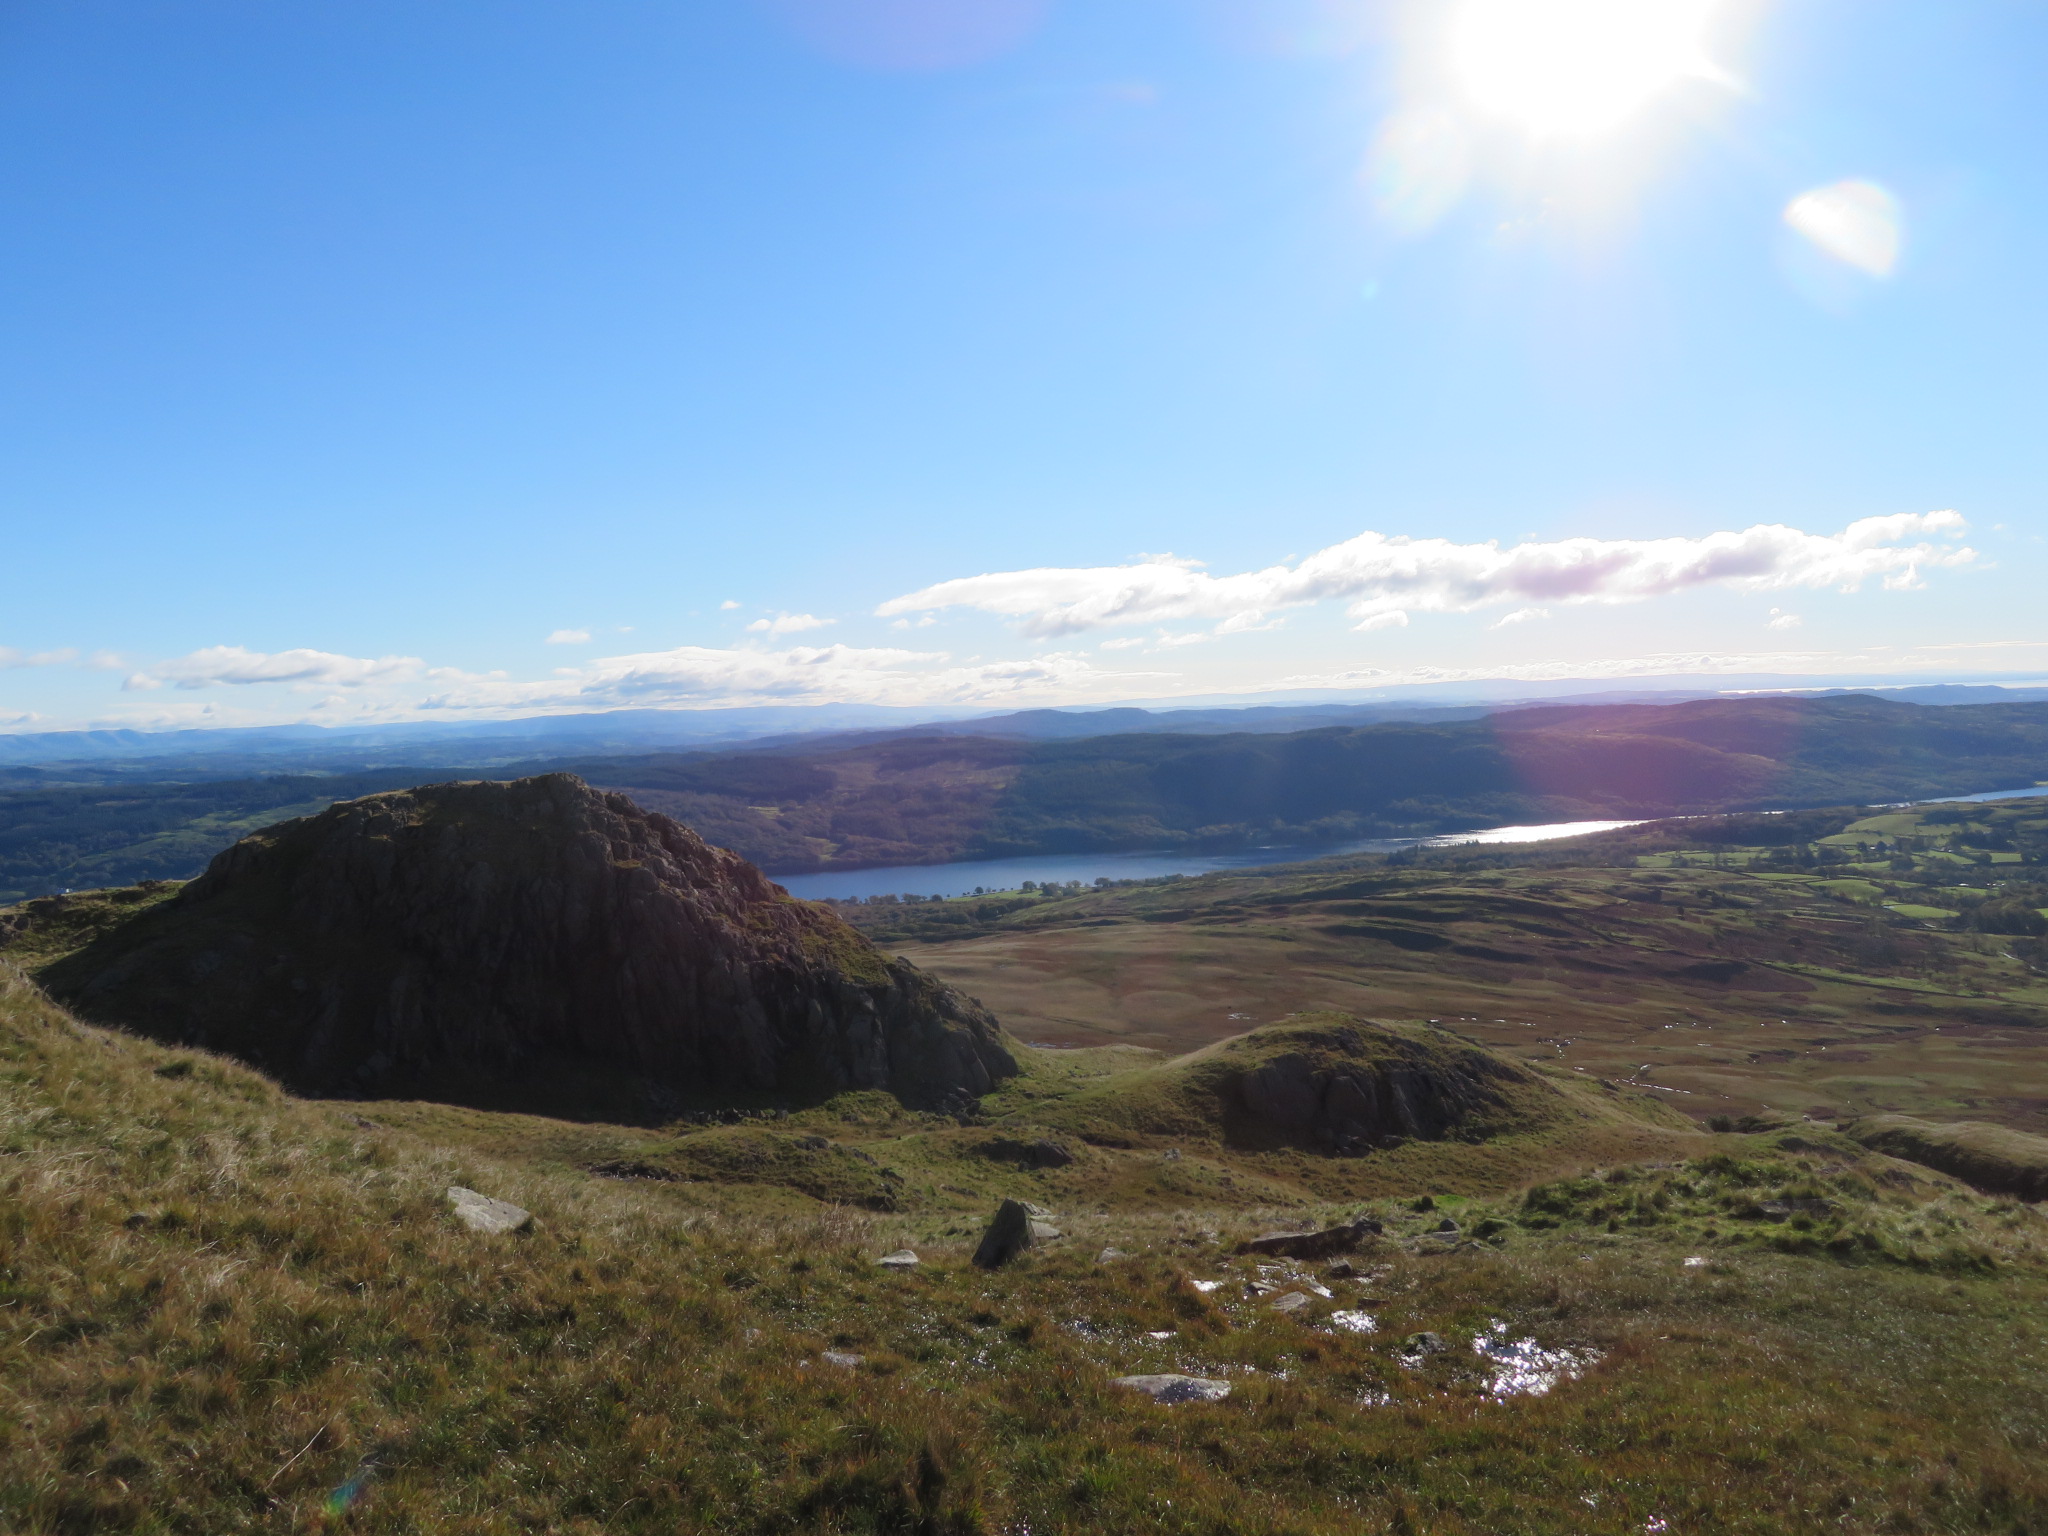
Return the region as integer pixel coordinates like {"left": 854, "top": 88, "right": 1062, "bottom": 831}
{"left": 6, "top": 964, "right": 2048, "bottom": 1532}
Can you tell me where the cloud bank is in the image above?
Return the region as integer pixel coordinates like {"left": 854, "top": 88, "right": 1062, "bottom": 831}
{"left": 110, "top": 640, "right": 1152, "bottom": 718}
{"left": 876, "top": 512, "right": 1973, "bottom": 637}
{"left": 123, "top": 646, "right": 424, "bottom": 692}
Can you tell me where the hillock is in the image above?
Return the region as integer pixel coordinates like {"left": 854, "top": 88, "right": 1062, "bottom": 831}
{"left": 24, "top": 774, "right": 1014, "bottom": 1116}
{"left": 1032, "top": 1015, "right": 1674, "bottom": 1154}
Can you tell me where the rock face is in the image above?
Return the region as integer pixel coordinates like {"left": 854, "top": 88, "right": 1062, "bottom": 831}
{"left": 43, "top": 774, "right": 1015, "bottom": 1112}
{"left": 1228, "top": 1023, "right": 1529, "bottom": 1153}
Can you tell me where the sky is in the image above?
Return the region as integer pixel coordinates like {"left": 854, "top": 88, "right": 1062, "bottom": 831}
{"left": 2, "top": 0, "right": 2045, "bottom": 732}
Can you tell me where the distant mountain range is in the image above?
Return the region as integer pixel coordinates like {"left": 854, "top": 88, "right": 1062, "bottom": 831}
{"left": 7, "top": 679, "right": 2048, "bottom": 781}
{"left": 6, "top": 691, "right": 2048, "bottom": 901}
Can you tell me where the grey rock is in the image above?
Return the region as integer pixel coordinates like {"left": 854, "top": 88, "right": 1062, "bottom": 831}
{"left": 822, "top": 1350, "right": 863, "bottom": 1368}
{"left": 876, "top": 1249, "right": 920, "bottom": 1269}
{"left": 1243, "top": 1215, "right": 1383, "bottom": 1260}
{"left": 446, "top": 1186, "right": 530, "bottom": 1235}
{"left": 1111, "top": 1374, "right": 1232, "bottom": 1405}
{"left": 1097, "top": 1247, "right": 1130, "bottom": 1263}
{"left": 977, "top": 1136, "right": 1075, "bottom": 1169}
{"left": 1028, "top": 1220, "right": 1062, "bottom": 1241}
{"left": 973, "top": 1198, "right": 1039, "bottom": 1269}
{"left": 1399, "top": 1331, "right": 1449, "bottom": 1365}
{"left": 1268, "top": 1291, "right": 1312, "bottom": 1314}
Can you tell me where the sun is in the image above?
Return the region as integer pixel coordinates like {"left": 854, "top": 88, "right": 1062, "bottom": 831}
{"left": 1449, "top": 0, "right": 1724, "bottom": 138}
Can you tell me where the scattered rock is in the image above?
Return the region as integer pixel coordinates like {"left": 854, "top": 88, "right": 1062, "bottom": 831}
{"left": 1029, "top": 1220, "right": 1062, "bottom": 1241}
{"left": 822, "top": 1350, "right": 863, "bottom": 1368}
{"left": 1097, "top": 1247, "right": 1130, "bottom": 1263}
{"left": 1434, "top": 1217, "right": 1460, "bottom": 1234}
{"left": 1269, "top": 1291, "right": 1312, "bottom": 1314}
{"left": 876, "top": 1250, "right": 919, "bottom": 1269}
{"left": 1161, "top": 1147, "right": 1182, "bottom": 1162}
{"left": 973, "top": 1198, "right": 1042, "bottom": 1269}
{"left": 1398, "top": 1331, "right": 1449, "bottom": 1366}
{"left": 1325, "top": 1260, "right": 1360, "bottom": 1280}
{"left": 446, "top": 1186, "right": 530, "bottom": 1235}
{"left": 1243, "top": 1215, "right": 1384, "bottom": 1260}
{"left": 1111, "top": 1374, "right": 1231, "bottom": 1405}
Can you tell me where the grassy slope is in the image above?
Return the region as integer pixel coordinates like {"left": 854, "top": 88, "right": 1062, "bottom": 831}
{"left": 865, "top": 801, "right": 2048, "bottom": 1133}
{"left": 7, "top": 961, "right": 2048, "bottom": 1532}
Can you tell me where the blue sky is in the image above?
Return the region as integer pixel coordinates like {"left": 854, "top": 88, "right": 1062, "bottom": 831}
{"left": 2, "top": 0, "right": 2043, "bottom": 730}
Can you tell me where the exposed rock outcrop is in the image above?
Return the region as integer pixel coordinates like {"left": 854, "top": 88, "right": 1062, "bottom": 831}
{"left": 41, "top": 774, "right": 1015, "bottom": 1113}
{"left": 1226, "top": 1023, "right": 1531, "bottom": 1152}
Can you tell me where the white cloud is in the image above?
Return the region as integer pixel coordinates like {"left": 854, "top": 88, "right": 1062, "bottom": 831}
{"left": 0, "top": 647, "right": 81, "bottom": 669}
{"left": 546, "top": 628, "right": 592, "bottom": 645}
{"left": 877, "top": 512, "right": 1974, "bottom": 637}
{"left": 1490, "top": 607, "right": 1550, "bottom": 629}
{"left": 1767, "top": 608, "right": 1803, "bottom": 630}
{"left": 745, "top": 613, "right": 832, "bottom": 636}
{"left": 719, "top": 599, "right": 742, "bottom": 611}
{"left": 122, "top": 645, "right": 424, "bottom": 692}
{"left": 1785, "top": 180, "right": 1902, "bottom": 278}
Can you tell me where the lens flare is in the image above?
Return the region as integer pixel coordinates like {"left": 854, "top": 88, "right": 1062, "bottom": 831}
{"left": 1784, "top": 180, "right": 1902, "bottom": 277}
{"left": 1450, "top": 0, "right": 1724, "bottom": 137}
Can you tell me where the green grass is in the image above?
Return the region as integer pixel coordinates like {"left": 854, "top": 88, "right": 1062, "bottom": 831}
{"left": 7, "top": 962, "right": 2048, "bottom": 1532}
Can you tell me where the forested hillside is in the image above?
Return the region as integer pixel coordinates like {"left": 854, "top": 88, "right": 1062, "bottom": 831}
{"left": 582, "top": 694, "right": 2048, "bottom": 872}
{"left": 5, "top": 695, "right": 2048, "bottom": 896}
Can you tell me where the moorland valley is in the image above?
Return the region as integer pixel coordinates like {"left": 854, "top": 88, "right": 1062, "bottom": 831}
{"left": 3, "top": 694, "right": 2048, "bottom": 1532}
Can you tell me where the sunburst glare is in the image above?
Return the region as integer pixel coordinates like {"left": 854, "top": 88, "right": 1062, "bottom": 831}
{"left": 1450, "top": 0, "right": 1726, "bottom": 137}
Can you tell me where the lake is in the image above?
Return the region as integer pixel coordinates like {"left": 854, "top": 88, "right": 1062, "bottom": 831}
{"left": 772, "top": 818, "right": 1646, "bottom": 902}
{"left": 770, "top": 784, "right": 2048, "bottom": 902}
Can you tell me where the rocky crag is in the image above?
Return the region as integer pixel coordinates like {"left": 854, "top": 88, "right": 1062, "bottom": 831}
{"left": 39, "top": 774, "right": 1015, "bottom": 1113}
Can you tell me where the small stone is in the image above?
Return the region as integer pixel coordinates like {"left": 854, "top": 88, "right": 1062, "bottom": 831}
{"left": 1161, "top": 1147, "right": 1182, "bottom": 1162}
{"left": 446, "top": 1186, "right": 530, "bottom": 1235}
{"left": 822, "top": 1350, "right": 862, "bottom": 1368}
{"left": 1028, "top": 1221, "right": 1062, "bottom": 1242}
{"left": 1097, "top": 1247, "right": 1130, "bottom": 1263}
{"left": 1683, "top": 1255, "right": 1707, "bottom": 1268}
{"left": 1112, "top": 1374, "right": 1231, "bottom": 1404}
{"left": 877, "top": 1250, "right": 920, "bottom": 1269}
{"left": 1269, "top": 1291, "right": 1312, "bottom": 1314}
{"left": 1325, "top": 1260, "right": 1360, "bottom": 1280}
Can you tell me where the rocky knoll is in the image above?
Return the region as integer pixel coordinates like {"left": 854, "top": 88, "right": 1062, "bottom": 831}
{"left": 40, "top": 774, "right": 1015, "bottom": 1113}
{"left": 1043, "top": 1014, "right": 1618, "bottom": 1153}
